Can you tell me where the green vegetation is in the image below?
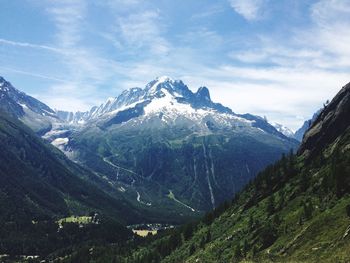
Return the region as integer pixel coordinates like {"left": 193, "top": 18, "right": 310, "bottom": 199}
{"left": 0, "top": 111, "right": 145, "bottom": 260}
{"left": 72, "top": 124, "right": 297, "bottom": 218}
{"left": 57, "top": 216, "right": 93, "bottom": 227}
{"left": 67, "top": 101, "right": 350, "bottom": 262}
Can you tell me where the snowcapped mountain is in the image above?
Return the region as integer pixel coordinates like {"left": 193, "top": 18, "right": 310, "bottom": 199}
{"left": 52, "top": 76, "right": 298, "bottom": 211}
{"left": 57, "top": 76, "right": 288, "bottom": 138}
{"left": 0, "top": 76, "right": 60, "bottom": 134}
{"left": 271, "top": 122, "right": 294, "bottom": 138}
{"left": 0, "top": 75, "right": 299, "bottom": 213}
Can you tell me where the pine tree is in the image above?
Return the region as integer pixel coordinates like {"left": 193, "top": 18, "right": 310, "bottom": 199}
{"left": 266, "top": 195, "right": 275, "bottom": 216}
{"left": 251, "top": 245, "right": 258, "bottom": 258}
{"left": 242, "top": 239, "right": 249, "bottom": 257}
{"left": 183, "top": 223, "right": 194, "bottom": 241}
{"left": 189, "top": 243, "right": 196, "bottom": 255}
{"left": 233, "top": 244, "right": 242, "bottom": 259}
{"left": 248, "top": 214, "right": 254, "bottom": 230}
{"left": 205, "top": 229, "right": 211, "bottom": 243}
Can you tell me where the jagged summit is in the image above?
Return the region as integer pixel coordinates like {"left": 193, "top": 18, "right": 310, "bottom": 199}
{"left": 54, "top": 76, "right": 291, "bottom": 140}
{"left": 57, "top": 76, "right": 223, "bottom": 124}
{"left": 196, "top": 86, "right": 211, "bottom": 101}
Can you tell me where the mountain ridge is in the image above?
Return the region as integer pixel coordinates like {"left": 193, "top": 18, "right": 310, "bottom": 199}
{"left": 55, "top": 76, "right": 298, "bottom": 212}
{"left": 100, "top": 81, "right": 350, "bottom": 263}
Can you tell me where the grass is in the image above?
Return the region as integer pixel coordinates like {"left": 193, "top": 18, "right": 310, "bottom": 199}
{"left": 132, "top": 230, "right": 158, "bottom": 237}
{"left": 57, "top": 215, "right": 93, "bottom": 227}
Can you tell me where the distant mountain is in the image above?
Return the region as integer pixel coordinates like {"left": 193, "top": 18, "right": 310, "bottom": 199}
{"left": 138, "top": 81, "right": 350, "bottom": 263}
{"left": 0, "top": 76, "right": 60, "bottom": 134}
{"left": 271, "top": 122, "right": 294, "bottom": 138}
{"left": 53, "top": 76, "right": 298, "bottom": 212}
{"left": 56, "top": 76, "right": 290, "bottom": 136}
{"left": 293, "top": 109, "right": 321, "bottom": 141}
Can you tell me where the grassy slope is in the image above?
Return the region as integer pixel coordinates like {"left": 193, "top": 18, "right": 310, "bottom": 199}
{"left": 0, "top": 111, "right": 145, "bottom": 224}
{"left": 161, "top": 128, "right": 350, "bottom": 263}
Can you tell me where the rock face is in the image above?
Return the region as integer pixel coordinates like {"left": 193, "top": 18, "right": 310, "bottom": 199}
{"left": 298, "top": 82, "right": 350, "bottom": 159}
{"left": 294, "top": 109, "right": 321, "bottom": 142}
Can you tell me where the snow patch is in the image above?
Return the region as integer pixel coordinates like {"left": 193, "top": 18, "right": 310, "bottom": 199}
{"left": 51, "top": 137, "right": 69, "bottom": 147}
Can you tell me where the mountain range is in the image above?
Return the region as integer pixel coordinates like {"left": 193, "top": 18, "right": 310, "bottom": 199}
{"left": 0, "top": 75, "right": 348, "bottom": 262}
{"left": 91, "top": 81, "right": 350, "bottom": 263}
{"left": 158, "top": 81, "right": 350, "bottom": 263}
{"left": 51, "top": 77, "right": 299, "bottom": 211}
{"left": 0, "top": 76, "right": 299, "bottom": 216}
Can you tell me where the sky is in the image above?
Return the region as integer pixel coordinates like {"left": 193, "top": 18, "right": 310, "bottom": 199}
{"left": 1, "top": 0, "right": 350, "bottom": 130}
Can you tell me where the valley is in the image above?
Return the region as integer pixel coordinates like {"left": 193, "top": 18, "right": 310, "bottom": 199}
{"left": 2, "top": 1, "right": 350, "bottom": 262}
{"left": 0, "top": 77, "right": 348, "bottom": 263}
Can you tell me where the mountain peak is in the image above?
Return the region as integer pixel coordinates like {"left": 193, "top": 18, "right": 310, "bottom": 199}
{"left": 155, "top": 75, "right": 173, "bottom": 83}
{"left": 196, "top": 86, "right": 211, "bottom": 101}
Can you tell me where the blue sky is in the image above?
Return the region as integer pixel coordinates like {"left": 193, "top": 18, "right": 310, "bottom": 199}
{"left": 1, "top": 0, "right": 350, "bottom": 130}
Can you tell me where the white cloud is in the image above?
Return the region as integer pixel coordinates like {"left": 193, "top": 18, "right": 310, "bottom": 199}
{"left": 0, "top": 66, "right": 68, "bottom": 83}
{"left": 4, "top": 0, "right": 350, "bottom": 131}
{"left": 39, "top": 0, "right": 122, "bottom": 109}
{"left": 115, "top": 10, "right": 170, "bottom": 55}
{"left": 47, "top": 0, "right": 86, "bottom": 48}
{"left": 191, "top": 4, "right": 224, "bottom": 20}
{"left": 0, "top": 38, "right": 63, "bottom": 53}
{"left": 181, "top": 65, "right": 348, "bottom": 131}
{"left": 228, "top": 0, "right": 266, "bottom": 21}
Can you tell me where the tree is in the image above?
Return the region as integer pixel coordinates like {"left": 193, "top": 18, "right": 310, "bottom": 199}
{"left": 199, "top": 236, "right": 206, "bottom": 249}
{"left": 205, "top": 229, "right": 211, "bottom": 243}
{"left": 183, "top": 223, "right": 194, "bottom": 241}
{"left": 302, "top": 199, "right": 313, "bottom": 220}
{"left": 203, "top": 212, "right": 214, "bottom": 225}
{"left": 233, "top": 244, "right": 242, "bottom": 259}
{"left": 242, "top": 239, "right": 249, "bottom": 257}
{"left": 278, "top": 189, "right": 285, "bottom": 210}
{"left": 169, "top": 231, "right": 182, "bottom": 250}
{"left": 251, "top": 245, "right": 258, "bottom": 258}
{"left": 266, "top": 195, "right": 275, "bottom": 216}
{"left": 300, "top": 171, "right": 309, "bottom": 192}
{"left": 248, "top": 214, "right": 254, "bottom": 230}
{"left": 332, "top": 150, "right": 347, "bottom": 197}
{"left": 260, "top": 223, "right": 277, "bottom": 249}
{"left": 189, "top": 243, "right": 196, "bottom": 255}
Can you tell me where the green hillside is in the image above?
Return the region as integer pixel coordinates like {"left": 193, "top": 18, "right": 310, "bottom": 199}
{"left": 0, "top": 111, "right": 146, "bottom": 259}
{"left": 71, "top": 83, "right": 350, "bottom": 263}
